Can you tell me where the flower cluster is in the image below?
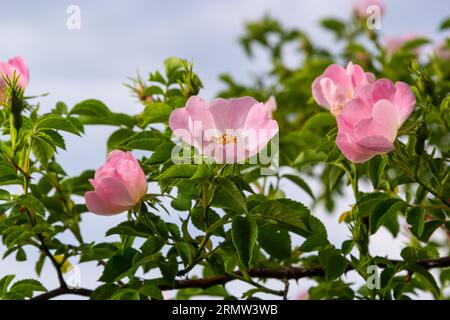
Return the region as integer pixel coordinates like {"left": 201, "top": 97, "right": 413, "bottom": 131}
{"left": 312, "top": 62, "right": 416, "bottom": 163}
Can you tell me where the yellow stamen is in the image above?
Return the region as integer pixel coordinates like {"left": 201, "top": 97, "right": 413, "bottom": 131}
{"left": 216, "top": 133, "right": 237, "bottom": 145}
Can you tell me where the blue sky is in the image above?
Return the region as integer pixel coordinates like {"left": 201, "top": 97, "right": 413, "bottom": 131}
{"left": 0, "top": 0, "right": 449, "bottom": 299}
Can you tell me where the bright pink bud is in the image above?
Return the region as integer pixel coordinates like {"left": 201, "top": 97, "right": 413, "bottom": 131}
{"left": 336, "top": 79, "right": 415, "bottom": 163}
{"left": 0, "top": 56, "right": 29, "bottom": 88}
{"left": 353, "top": 0, "right": 385, "bottom": 17}
{"left": 312, "top": 62, "right": 375, "bottom": 116}
{"left": 85, "top": 150, "right": 148, "bottom": 215}
{"left": 169, "top": 96, "right": 279, "bottom": 163}
{"left": 0, "top": 56, "right": 29, "bottom": 101}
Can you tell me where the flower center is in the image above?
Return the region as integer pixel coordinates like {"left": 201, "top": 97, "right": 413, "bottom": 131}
{"left": 216, "top": 133, "right": 237, "bottom": 145}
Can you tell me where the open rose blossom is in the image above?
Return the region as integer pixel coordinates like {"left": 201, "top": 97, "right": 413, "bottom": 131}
{"left": 169, "top": 96, "right": 279, "bottom": 163}
{"left": 85, "top": 150, "right": 148, "bottom": 215}
{"left": 312, "top": 62, "right": 375, "bottom": 116}
{"left": 336, "top": 79, "right": 415, "bottom": 163}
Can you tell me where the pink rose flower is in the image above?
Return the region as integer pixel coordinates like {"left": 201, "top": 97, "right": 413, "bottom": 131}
{"left": 336, "top": 79, "right": 415, "bottom": 163}
{"left": 85, "top": 150, "right": 148, "bottom": 215}
{"left": 312, "top": 62, "right": 375, "bottom": 116}
{"left": 169, "top": 96, "right": 279, "bottom": 163}
{"left": 353, "top": 0, "right": 385, "bottom": 17}
{"left": 0, "top": 56, "right": 29, "bottom": 102}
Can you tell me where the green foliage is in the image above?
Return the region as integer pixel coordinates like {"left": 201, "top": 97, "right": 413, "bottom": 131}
{"left": 0, "top": 10, "right": 449, "bottom": 301}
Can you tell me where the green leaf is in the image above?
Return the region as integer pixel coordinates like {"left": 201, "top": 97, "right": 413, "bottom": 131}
{"left": 440, "top": 17, "right": 450, "bottom": 30}
{"left": 368, "top": 157, "right": 386, "bottom": 189}
{"left": 145, "top": 142, "right": 175, "bottom": 165}
{"left": 213, "top": 178, "right": 247, "bottom": 213}
{"left": 140, "top": 236, "right": 166, "bottom": 256}
{"left": 175, "top": 242, "right": 192, "bottom": 267}
{"left": 293, "top": 150, "right": 327, "bottom": 167}
{"left": 107, "top": 128, "right": 135, "bottom": 153}
{"left": 106, "top": 221, "right": 154, "bottom": 238}
{"left": 79, "top": 243, "right": 118, "bottom": 263}
{"left": 171, "top": 196, "right": 191, "bottom": 211}
{"left": 400, "top": 246, "right": 439, "bottom": 263}
{"left": 99, "top": 248, "right": 138, "bottom": 282}
{"left": 326, "top": 254, "right": 348, "bottom": 282}
{"left": 140, "top": 103, "right": 173, "bottom": 125}
{"left": 301, "top": 112, "right": 336, "bottom": 132}
{"left": 320, "top": 18, "right": 346, "bottom": 36}
{"left": 0, "top": 189, "right": 11, "bottom": 201}
{"left": 36, "top": 114, "right": 81, "bottom": 135}
{"left": 258, "top": 224, "right": 291, "bottom": 260}
{"left": 139, "top": 283, "right": 163, "bottom": 300}
{"left": 251, "top": 199, "right": 311, "bottom": 237}
{"left": 71, "top": 99, "right": 134, "bottom": 127}
{"left": 0, "top": 275, "right": 15, "bottom": 295}
{"left": 122, "top": 130, "right": 169, "bottom": 151}
{"left": 407, "top": 207, "right": 425, "bottom": 238}
{"left": 16, "top": 194, "right": 45, "bottom": 217}
{"left": 300, "top": 234, "right": 329, "bottom": 252}
{"left": 9, "top": 279, "right": 46, "bottom": 297}
{"left": 31, "top": 135, "right": 55, "bottom": 168}
{"left": 158, "top": 164, "right": 198, "bottom": 180}
{"left": 71, "top": 99, "right": 110, "bottom": 117}
{"left": 405, "top": 264, "right": 440, "bottom": 297}
{"left": 283, "top": 174, "right": 315, "bottom": 199}
{"left": 157, "top": 255, "right": 178, "bottom": 284}
{"left": 341, "top": 240, "right": 355, "bottom": 255}
{"left": 231, "top": 215, "right": 258, "bottom": 268}
{"left": 369, "top": 198, "right": 405, "bottom": 234}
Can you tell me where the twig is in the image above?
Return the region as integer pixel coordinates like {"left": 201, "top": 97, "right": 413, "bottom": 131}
{"left": 32, "top": 256, "right": 450, "bottom": 300}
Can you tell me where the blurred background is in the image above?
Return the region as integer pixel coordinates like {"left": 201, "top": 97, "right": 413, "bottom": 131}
{"left": 0, "top": 0, "right": 449, "bottom": 299}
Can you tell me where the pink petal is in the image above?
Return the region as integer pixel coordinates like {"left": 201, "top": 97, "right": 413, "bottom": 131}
{"left": 7, "top": 57, "right": 29, "bottom": 88}
{"left": 372, "top": 79, "right": 396, "bottom": 102}
{"left": 354, "top": 100, "right": 400, "bottom": 142}
{"left": 340, "top": 97, "right": 372, "bottom": 126}
{"left": 209, "top": 96, "right": 258, "bottom": 131}
{"left": 312, "top": 75, "right": 332, "bottom": 109}
{"left": 264, "top": 96, "right": 277, "bottom": 117}
{"left": 169, "top": 107, "right": 195, "bottom": 145}
{"left": 85, "top": 191, "right": 130, "bottom": 216}
{"left": 356, "top": 135, "right": 395, "bottom": 153}
{"left": 94, "top": 178, "right": 135, "bottom": 208}
{"left": 336, "top": 133, "right": 375, "bottom": 163}
{"left": 393, "top": 81, "right": 415, "bottom": 124}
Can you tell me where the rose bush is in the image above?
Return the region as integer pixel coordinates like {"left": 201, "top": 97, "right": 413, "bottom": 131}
{"left": 0, "top": 1, "right": 449, "bottom": 300}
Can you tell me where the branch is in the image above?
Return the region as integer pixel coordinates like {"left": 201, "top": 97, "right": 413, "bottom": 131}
{"left": 32, "top": 287, "right": 93, "bottom": 300}
{"left": 32, "top": 256, "right": 450, "bottom": 300}
{"left": 161, "top": 256, "right": 450, "bottom": 290}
